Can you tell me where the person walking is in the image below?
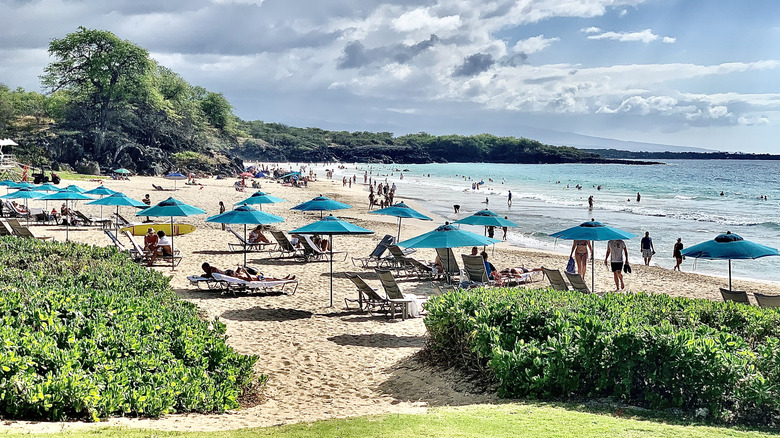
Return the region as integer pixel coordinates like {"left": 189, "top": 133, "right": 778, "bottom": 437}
{"left": 673, "top": 238, "right": 684, "bottom": 271}
{"left": 604, "top": 239, "right": 628, "bottom": 291}
{"left": 507, "top": 190, "right": 512, "bottom": 207}
{"left": 640, "top": 231, "right": 655, "bottom": 265}
{"left": 218, "top": 201, "right": 226, "bottom": 230}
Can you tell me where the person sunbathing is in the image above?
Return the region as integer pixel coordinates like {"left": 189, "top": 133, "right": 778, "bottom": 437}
{"left": 248, "top": 225, "right": 271, "bottom": 244}
{"left": 225, "top": 266, "right": 295, "bottom": 282}
{"left": 201, "top": 262, "right": 224, "bottom": 278}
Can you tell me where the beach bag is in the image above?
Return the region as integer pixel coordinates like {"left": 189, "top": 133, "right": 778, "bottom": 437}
{"left": 566, "top": 257, "right": 576, "bottom": 274}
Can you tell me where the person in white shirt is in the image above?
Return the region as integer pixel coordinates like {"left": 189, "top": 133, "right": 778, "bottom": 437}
{"left": 604, "top": 239, "right": 628, "bottom": 291}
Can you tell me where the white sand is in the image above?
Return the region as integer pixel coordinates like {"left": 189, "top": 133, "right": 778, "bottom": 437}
{"left": 4, "top": 171, "right": 780, "bottom": 433}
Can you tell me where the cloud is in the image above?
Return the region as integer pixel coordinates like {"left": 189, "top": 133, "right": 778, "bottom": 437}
{"left": 513, "top": 35, "right": 559, "bottom": 54}
{"left": 585, "top": 28, "right": 675, "bottom": 43}
{"left": 453, "top": 53, "right": 495, "bottom": 77}
{"left": 337, "top": 34, "right": 439, "bottom": 69}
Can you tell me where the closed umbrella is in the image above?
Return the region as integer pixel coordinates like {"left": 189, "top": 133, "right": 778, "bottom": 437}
{"left": 290, "top": 215, "right": 373, "bottom": 307}
{"left": 550, "top": 219, "right": 636, "bottom": 294}
{"left": 369, "top": 201, "right": 432, "bottom": 241}
{"left": 86, "top": 192, "right": 147, "bottom": 236}
{"left": 39, "top": 191, "right": 95, "bottom": 241}
{"left": 206, "top": 205, "right": 284, "bottom": 266}
{"left": 235, "top": 191, "right": 286, "bottom": 210}
{"left": 291, "top": 195, "right": 351, "bottom": 218}
{"left": 164, "top": 172, "right": 187, "bottom": 190}
{"left": 136, "top": 197, "right": 206, "bottom": 270}
{"left": 397, "top": 223, "right": 501, "bottom": 282}
{"left": 682, "top": 231, "right": 779, "bottom": 291}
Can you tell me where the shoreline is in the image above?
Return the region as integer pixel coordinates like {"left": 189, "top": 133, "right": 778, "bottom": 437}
{"left": 2, "top": 166, "right": 780, "bottom": 433}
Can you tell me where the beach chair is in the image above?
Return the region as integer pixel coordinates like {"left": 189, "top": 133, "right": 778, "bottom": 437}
{"left": 104, "top": 229, "right": 138, "bottom": 260}
{"left": 386, "top": 245, "right": 416, "bottom": 275}
{"left": 122, "top": 230, "right": 182, "bottom": 267}
{"left": 376, "top": 269, "right": 428, "bottom": 320}
{"left": 754, "top": 292, "right": 780, "bottom": 308}
{"left": 5, "top": 201, "right": 29, "bottom": 219}
{"left": 350, "top": 234, "right": 395, "bottom": 268}
{"left": 720, "top": 287, "right": 750, "bottom": 305}
{"left": 7, "top": 218, "right": 53, "bottom": 240}
{"left": 269, "top": 230, "right": 305, "bottom": 259}
{"left": 565, "top": 271, "right": 591, "bottom": 294}
{"left": 0, "top": 220, "right": 12, "bottom": 236}
{"left": 73, "top": 210, "right": 96, "bottom": 226}
{"left": 152, "top": 184, "right": 176, "bottom": 191}
{"left": 300, "top": 235, "right": 348, "bottom": 262}
{"left": 211, "top": 272, "right": 298, "bottom": 295}
{"left": 114, "top": 212, "right": 140, "bottom": 228}
{"left": 187, "top": 275, "right": 224, "bottom": 291}
{"left": 226, "top": 226, "right": 276, "bottom": 253}
{"left": 344, "top": 272, "right": 391, "bottom": 315}
{"left": 461, "top": 254, "right": 497, "bottom": 286}
{"left": 435, "top": 247, "right": 461, "bottom": 282}
{"left": 407, "top": 256, "right": 438, "bottom": 279}
{"left": 543, "top": 267, "right": 570, "bottom": 291}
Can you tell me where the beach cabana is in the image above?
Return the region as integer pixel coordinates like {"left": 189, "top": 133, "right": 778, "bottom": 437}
{"left": 550, "top": 219, "right": 635, "bottom": 294}
{"left": 206, "top": 205, "right": 284, "bottom": 267}
{"left": 136, "top": 197, "right": 206, "bottom": 270}
{"left": 291, "top": 195, "right": 351, "bottom": 218}
{"left": 290, "top": 215, "right": 373, "bottom": 307}
{"left": 369, "top": 202, "right": 432, "bottom": 241}
{"left": 682, "top": 231, "right": 779, "bottom": 292}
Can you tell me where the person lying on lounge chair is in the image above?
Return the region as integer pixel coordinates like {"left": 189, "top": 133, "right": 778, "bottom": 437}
{"left": 225, "top": 266, "right": 295, "bottom": 281}
{"left": 201, "top": 262, "right": 224, "bottom": 278}
{"left": 248, "top": 225, "right": 271, "bottom": 244}
{"left": 312, "top": 235, "right": 330, "bottom": 251}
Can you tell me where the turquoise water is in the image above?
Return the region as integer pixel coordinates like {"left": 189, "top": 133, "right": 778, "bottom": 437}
{"left": 336, "top": 160, "right": 780, "bottom": 283}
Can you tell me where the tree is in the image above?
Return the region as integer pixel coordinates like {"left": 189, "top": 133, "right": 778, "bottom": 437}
{"left": 200, "top": 92, "right": 235, "bottom": 135}
{"left": 41, "top": 27, "right": 152, "bottom": 156}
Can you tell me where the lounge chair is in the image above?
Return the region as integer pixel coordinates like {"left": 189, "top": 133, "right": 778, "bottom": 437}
{"left": 7, "top": 218, "right": 53, "bottom": 240}
{"left": 344, "top": 272, "right": 391, "bottom": 315}
{"left": 104, "top": 229, "right": 138, "bottom": 260}
{"left": 720, "top": 287, "right": 750, "bottom": 305}
{"left": 122, "top": 230, "right": 182, "bottom": 267}
{"left": 114, "top": 212, "right": 140, "bottom": 228}
{"left": 565, "top": 271, "right": 591, "bottom": 294}
{"left": 543, "top": 267, "right": 570, "bottom": 291}
{"left": 226, "top": 226, "right": 276, "bottom": 253}
{"left": 461, "top": 254, "right": 497, "bottom": 285}
{"left": 376, "top": 269, "right": 428, "bottom": 320}
{"left": 211, "top": 272, "right": 298, "bottom": 295}
{"left": 74, "top": 210, "right": 112, "bottom": 228}
{"left": 0, "top": 220, "right": 12, "bottom": 236}
{"left": 187, "top": 275, "right": 224, "bottom": 291}
{"left": 407, "top": 256, "right": 438, "bottom": 279}
{"left": 435, "top": 247, "right": 461, "bottom": 282}
{"left": 4, "top": 201, "right": 29, "bottom": 219}
{"left": 386, "top": 244, "right": 416, "bottom": 275}
{"left": 269, "top": 230, "right": 305, "bottom": 259}
{"left": 351, "top": 234, "right": 395, "bottom": 268}
{"left": 754, "top": 292, "right": 780, "bottom": 308}
{"left": 300, "top": 235, "right": 348, "bottom": 262}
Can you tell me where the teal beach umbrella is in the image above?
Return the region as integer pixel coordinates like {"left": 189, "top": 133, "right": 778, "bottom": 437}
{"left": 206, "top": 205, "right": 284, "bottom": 266}
{"left": 84, "top": 186, "right": 118, "bottom": 220}
{"left": 290, "top": 215, "right": 373, "bottom": 306}
{"left": 682, "top": 231, "right": 779, "bottom": 291}
{"left": 39, "top": 191, "right": 95, "bottom": 241}
{"left": 114, "top": 168, "right": 131, "bottom": 174}
{"left": 291, "top": 195, "right": 351, "bottom": 218}
{"left": 235, "top": 191, "right": 286, "bottom": 210}
{"left": 87, "top": 192, "right": 148, "bottom": 236}
{"left": 369, "top": 201, "right": 432, "bottom": 241}
{"left": 136, "top": 197, "right": 206, "bottom": 269}
{"left": 1, "top": 188, "right": 46, "bottom": 226}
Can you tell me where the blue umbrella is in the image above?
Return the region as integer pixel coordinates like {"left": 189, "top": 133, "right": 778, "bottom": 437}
{"left": 114, "top": 168, "right": 131, "bottom": 174}
{"left": 369, "top": 202, "right": 432, "bottom": 241}
{"left": 206, "top": 205, "right": 285, "bottom": 266}
{"left": 34, "top": 183, "right": 60, "bottom": 192}
{"left": 84, "top": 186, "right": 118, "bottom": 220}
{"left": 164, "top": 172, "right": 187, "bottom": 190}
{"left": 291, "top": 195, "right": 351, "bottom": 218}
{"left": 1, "top": 188, "right": 46, "bottom": 226}
{"left": 454, "top": 209, "right": 519, "bottom": 228}
{"left": 39, "top": 191, "right": 96, "bottom": 241}
{"left": 61, "top": 184, "right": 86, "bottom": 193}
{"left": 0, "top": 180, "right": 17, "bottom": 187}
{"left": 550, "top": 219, "right": 636, "bottom": 293}
{"left": 235, "top": 191, "right": 286, "bottom": 210}
{"left": 136, "top": 197, "right": 206, "bottom": 270}
{"left": 682, "top": 231, "right": 779, "bottom": 291}
{"left": 290, "top": 215, "right": 374, "bottom": 307}
{"left": 86, "top": 192, "right": 148, "bottom": 236}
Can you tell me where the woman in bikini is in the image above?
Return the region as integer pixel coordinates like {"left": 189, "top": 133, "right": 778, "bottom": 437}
{"left": 570, "top": 240, "right": 592, "bottom": 278}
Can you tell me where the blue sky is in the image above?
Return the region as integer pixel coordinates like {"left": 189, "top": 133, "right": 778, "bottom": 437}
{"left": 1, "top": 0, "right": 779, "bottom": 153}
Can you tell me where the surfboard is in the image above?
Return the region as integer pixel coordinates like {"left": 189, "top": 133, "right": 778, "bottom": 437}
{"left": 120, "top": 223, "right": 197, "bottom": 237}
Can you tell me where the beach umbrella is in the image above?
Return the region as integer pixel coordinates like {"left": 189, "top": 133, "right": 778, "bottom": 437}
{"left": 34, "top": 183, "right": 60, "bottom": 192}
{"left": 0, "top": 188, "right": 46, "bottom": 227}
{"left": 397, "top": 223, "right": 501, "bottom": 282}
{"left": 235, "top": 191, "right": 286, "bottom": 210}
{"left": 240, "top": 172, "right": 254, "bottom": 178}
{"left": 113, "top": 168, "right": 131, "bottom": 175}
{"left": 60, "top": 184, "right": 86, "bottom": 193}
{"left": 454, "top": 209, "right": 519, "bottom": 254}
{"left": 550, "top": 219, "right": 636, "bottom": 294}
{"left": 0, "top": 139, "right": 18, "bottom": 146}
{"left": 290, "top": 215, "right": 373, "bottom": 307}
{"left": 206, "top": 205, "right": 284, "bottom": 266}
{"left": 291, "top": 195, "right": 351, "bottom": 218}
{"left": 681, "top": 231, "right": 779, "bottom": 292}
{"left": 39, "top": 191, "right": 95, "bottom": 241}
{"left": 369, "top": 201, "right": 432, "bottom": 241}
{"left": 84, "top": 186, "right": 118, "bottom": 220}
{"left": 15, "top": 182, "right": 34, "bottom": 189}
{"left": 136, "top": 197, "right": 206, "bottom": 270}
{"left": 0, "top": 180, "right": 17, "bottom": 187}
{"left": 86, "top": 192, "right": 147, "bottom": 236}
{"left": 163, "top": 172, "right": 187, "bottom": 190}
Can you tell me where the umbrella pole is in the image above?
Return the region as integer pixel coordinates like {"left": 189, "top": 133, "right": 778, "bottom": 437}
{"left": 170, "top": 216, "right": 175, "bottom": 270}
{"left": 115, "top": 206, "right": 120, "bottom": 237}
{"left": 729, "top": 260, "right": 732, "bottom": 291}
{"left": 244, "top": 224, "right": 248, "bottom": 267}
{"left": 330, "top": 235, "right": 334, "bottom": 307}
{"left": 397, "top": 217, "right": 402, "bottom": 242}
{"left": 591, "top": 240, "right": 595, "bottom": 294}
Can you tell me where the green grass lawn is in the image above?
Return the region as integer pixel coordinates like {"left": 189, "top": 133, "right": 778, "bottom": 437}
{"left": 6, "top": 403, "right": 778, "bottom": 437}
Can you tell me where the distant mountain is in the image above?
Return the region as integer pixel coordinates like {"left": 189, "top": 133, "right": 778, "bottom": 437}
{"left": 524, "top": 129, "right": 713, "bottom": 153}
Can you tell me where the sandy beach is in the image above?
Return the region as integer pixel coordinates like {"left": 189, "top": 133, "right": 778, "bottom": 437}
{"left": 5, "top": 169, "right": 780, "bottom": 433}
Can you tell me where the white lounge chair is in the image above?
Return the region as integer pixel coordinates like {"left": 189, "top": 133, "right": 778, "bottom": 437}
{"left": 212, "top": 272, "right": 299, "bottom": 295}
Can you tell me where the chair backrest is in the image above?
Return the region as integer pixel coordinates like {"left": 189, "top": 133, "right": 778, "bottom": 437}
{"left": 271, "top": 230, "right": 295, "bottom": 251}
{"left": 435, "top": 248, "right": 460, "bottom": 274}
{"left": 7, "top": 218, "right": 33, "bottom": 238}
{"left": 301, "top": 235, "right": 325, "bottom": 255}
{"left": 0, "top": 220, "right": 12, "bottom": 236}
{"left": 114, "top": 212, "right": 131, "bottom": 226}
{"left": 461, "top": 254, "right": 490, "bottom": 283}
{"left": 74, "top": 210, "right": 92, "bottom": 222}
{"left": 345, "top": 273, "right": 386, "bottom": 301}
{"left": 387, "top": 244, "right": 409, "bottom": 262}
{"left": 543, "top": 267, "right": 569, "bottom": 291}
{"left": 123, "top": 230, "right": 146, "bottom": 254}
{"left": 376, "top": 269, "right": 404, "bottom": 300}
{"left": 104, "top": 230, "right": 127, "bottom": 252}
{"left": 370, "top": 234, "right": 395, "bottom": 258}
{"left": 227, "top": 227, "right": 248, "bottom": 244}
{"left": 754, "top": 293, "right": 780, "bottom": 308}
{"left": 565, "top": 271, "right": 591, "bottom": 293}
{"left": 720, "top": 287, "right": 750, "bottom": 305}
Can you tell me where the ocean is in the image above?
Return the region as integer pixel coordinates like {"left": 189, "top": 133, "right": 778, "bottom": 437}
{"left": 332, "top": 160, "right": 780, "bottom": 284}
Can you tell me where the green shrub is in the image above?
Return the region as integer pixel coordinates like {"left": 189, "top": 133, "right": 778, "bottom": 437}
{"left": 0, "top": 237, "right": 258, "bottom": 421}
{"left": 424, "top": 287, "right": 780, "bottom": 426}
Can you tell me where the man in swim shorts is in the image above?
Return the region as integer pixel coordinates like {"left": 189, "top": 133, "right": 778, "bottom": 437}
{"left": 640, "top": 231, "right": 655, "bottom": 265}
{"left": 604, "top": 239, "right": 628, "bottom": 291}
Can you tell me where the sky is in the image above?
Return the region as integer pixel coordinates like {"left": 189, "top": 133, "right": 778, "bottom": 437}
{"left": 1, "top": 0, "right": 779, "bottom": 153}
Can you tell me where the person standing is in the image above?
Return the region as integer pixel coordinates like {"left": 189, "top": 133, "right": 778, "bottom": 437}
{"left": 569, "top": 239, "right": 592, "bottom": 278}
{"left": 487, "top": 226, "right": 495, "bottom": 239}
{"left": 218, "top": 201, "right": 226, "bottom": 230}
{"left": 142, "top": 194, "right": 152, "bottom": 223}
{"left": 673, "top": 238, "right": 684, "bottom": 271}
{"left": 604, "top": 239, "right": 628, "bottom": 291}
{"left": 588, "top": 195, "right": 594, "bottom": 209}
{"left": 636, "top": 192, "right": 641, "bottom": 202}
{"left": 507, "top": 190, "right": 512, "bottom": 207}
{"left": 640, "top": 231, "right": 655, "bottom": 265}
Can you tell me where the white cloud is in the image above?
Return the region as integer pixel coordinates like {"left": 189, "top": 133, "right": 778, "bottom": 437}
{"left": 391, "top": 8, "right": 461, "bottom": 34}
{"left": 662, "top": 36, "right": 676, "bottom": 44}
{"left": 513, "top": 35, "right": 560, "bottom": 54}
{"left": 738, "top": 115, "right": 770, "bottom": 126}
{"left": 582, "top": 27, "right": 601, "bottom": 34}
{"left": 586, "top": 28, "right": 661, "bottom": 43}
